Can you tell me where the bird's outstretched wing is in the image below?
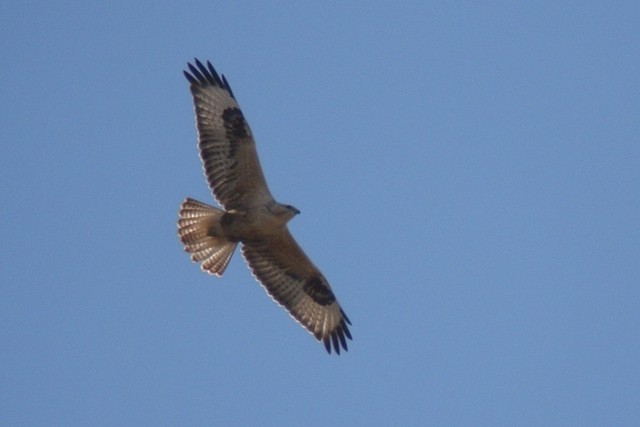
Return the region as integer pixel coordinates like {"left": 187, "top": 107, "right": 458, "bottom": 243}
{"left": 241, "top": 229, "right": 352, "bottom": 354}
{"left": 184, "top": 59, "right": 274, "bottom": 211}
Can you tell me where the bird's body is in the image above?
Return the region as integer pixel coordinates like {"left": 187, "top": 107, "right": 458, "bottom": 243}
{"left": 177, "top": 59, "right": 352, "bottom": 354}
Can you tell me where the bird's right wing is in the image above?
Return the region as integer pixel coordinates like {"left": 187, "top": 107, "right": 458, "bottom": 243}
{"left": 241, "top": 229, "right": 352, "bottom": 354}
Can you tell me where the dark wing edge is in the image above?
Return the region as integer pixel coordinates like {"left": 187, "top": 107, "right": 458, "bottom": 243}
{"left": 241, "top": 236, "right": 353, "bottom": 355}
{"left": 184, "top": 58, "right": 236, "bottom": 99}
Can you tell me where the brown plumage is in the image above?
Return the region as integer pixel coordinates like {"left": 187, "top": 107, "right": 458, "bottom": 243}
{"left": 177, "top": 59, "right": 352, "bottom": 354}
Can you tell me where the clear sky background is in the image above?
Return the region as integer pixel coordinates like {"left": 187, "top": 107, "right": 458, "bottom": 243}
{"left": 2, "top": 1, "right": 639, "bottom": 426}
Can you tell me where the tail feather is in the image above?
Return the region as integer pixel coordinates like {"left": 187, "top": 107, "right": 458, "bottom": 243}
{"left": 178, "top": 198, "right": 237, "bottom": 276}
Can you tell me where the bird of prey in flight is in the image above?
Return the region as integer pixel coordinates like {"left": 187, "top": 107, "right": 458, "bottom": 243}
{"left": 177, "top": 59, "right": 352, "bottom": 354}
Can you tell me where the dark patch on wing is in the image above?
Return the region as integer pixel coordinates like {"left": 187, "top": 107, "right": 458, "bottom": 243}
{"left": 222, "top": 107, "right": 249, "bottom": 159}
{"left": 303, "top": 275, "right": 336, "bottom": 306}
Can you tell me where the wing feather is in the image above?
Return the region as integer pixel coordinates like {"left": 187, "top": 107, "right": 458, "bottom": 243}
{"left": 185, "top": 59, "right": 273, "bottom": 210}
{"left": 241, "top": 230, "right": 352, "bottom": 354}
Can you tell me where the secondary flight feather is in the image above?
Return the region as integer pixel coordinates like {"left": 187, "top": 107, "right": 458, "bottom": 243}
{"left": 177, "top": 59, "right": 352, "bottom": 354}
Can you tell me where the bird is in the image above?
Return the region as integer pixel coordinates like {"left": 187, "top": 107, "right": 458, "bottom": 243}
{"left": 177, "top": 59, "right": 352, "bottom": 354}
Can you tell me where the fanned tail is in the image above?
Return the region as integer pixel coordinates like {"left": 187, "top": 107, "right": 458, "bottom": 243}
{"left": 177, "top": 198, "right": 237, "bottom": 276}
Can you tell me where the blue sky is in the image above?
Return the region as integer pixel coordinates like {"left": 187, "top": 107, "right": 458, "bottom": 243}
{"left": 2, "top": 1, "right": 639, "bottom": 425}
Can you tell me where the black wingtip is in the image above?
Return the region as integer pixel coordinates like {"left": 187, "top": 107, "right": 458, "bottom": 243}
{"left": 221, "top": 73, "right": 235, "bottom": 99}
{"left": 343, "top": 323, "right": 353, "bottom": 340}
{"left": 337, "top": 328, "right": 348, "bottom": 351}
{"left": 341, "top": 309, "right": 352, "bottom": 325}
{"left": 324, "top": 337, "right": 332, "bottom": 354}
{"left": 183, "top": 58, "right": 236, "bottom": 99}
{"left": 331, "top": 334, "right": 341, "bottom": 355}
{"left": 322, "top": 319, "right": 353, "bottom": 355}
{"left": 187, "top": 62, "right": 205, "bottom": 84}
{"left": 183, "top": 69, "right": 197, "bottom": 85}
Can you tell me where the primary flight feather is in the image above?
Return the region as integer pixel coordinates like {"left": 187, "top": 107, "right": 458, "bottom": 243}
{"left": 177, "top": 59, "right": 352, "bottom": 354}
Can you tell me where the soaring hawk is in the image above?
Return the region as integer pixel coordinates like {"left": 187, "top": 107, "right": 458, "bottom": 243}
{"left": 177, "top": 59, "right": 352, "bottom": 354}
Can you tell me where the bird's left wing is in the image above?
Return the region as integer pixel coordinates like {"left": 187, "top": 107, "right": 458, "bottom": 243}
{"left": 241, "top": 230, "right": 352, "bottom": 354}
{"left": 184, "top": 59, "right": 274, "bottom": 211}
